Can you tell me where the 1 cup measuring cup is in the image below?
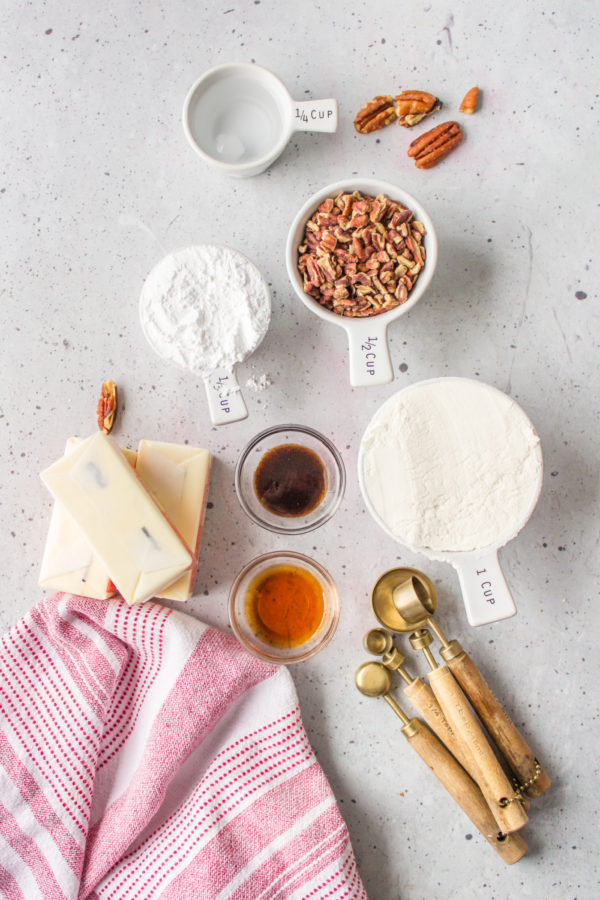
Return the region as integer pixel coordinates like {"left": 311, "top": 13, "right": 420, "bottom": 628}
{"left": 358, "top": 377, "right": 544, "bottom": 626}
{"left": 286, "top": 178, "right": 438, "bottom": 386}
{"left": 139, "top": 245, "right": 271, "bottom": 426}
{"left": 183, "top": 63, "right": 338, "bottom": 177}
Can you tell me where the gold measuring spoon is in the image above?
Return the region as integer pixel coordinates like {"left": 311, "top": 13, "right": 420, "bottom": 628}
{"left": 355, "top": 662, "right": 527, "bottom": 864}
{"left": 371, "top": 569, "right": 529, "bottom": 834}
{"left": 373, "top": 567, "right": 550, "bottom": 798}
{"left": 364, "top": 628, "right": 479, "bottom": 783}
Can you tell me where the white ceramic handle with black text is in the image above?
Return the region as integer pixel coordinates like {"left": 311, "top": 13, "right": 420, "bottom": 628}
{"left": 203, "top": 366, "right": 248, "bottom": 426}
{"left": 344, "top": 319, "right": 393, "bottom": 387}
{"left": 292, "top": 100, "right": 338, "bottom": 133}
{"left": 453, "top": 550, "right": 517, "bottom": 626}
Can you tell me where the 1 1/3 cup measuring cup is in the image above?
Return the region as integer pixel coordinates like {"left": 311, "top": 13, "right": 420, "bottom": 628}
{"left": 183, "top": 63, "right": 338, "bottom": 177}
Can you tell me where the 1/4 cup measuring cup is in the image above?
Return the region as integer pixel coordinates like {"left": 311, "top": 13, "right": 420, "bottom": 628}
{"left": 183, "top": 63, "right": 338, "bottom": 177}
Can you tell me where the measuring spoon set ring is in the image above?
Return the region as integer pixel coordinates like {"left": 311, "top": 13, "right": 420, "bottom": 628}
{"left": 356, "top": 567, "right": 550, "bottom": 864}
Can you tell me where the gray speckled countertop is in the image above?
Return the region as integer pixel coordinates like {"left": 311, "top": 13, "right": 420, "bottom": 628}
{"left": 1, "top": 1, "right": 598, "bottom": 898}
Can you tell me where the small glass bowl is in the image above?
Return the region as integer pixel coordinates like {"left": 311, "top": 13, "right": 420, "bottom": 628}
{"left": 229, "top": 551, "right": 340, "bottom": 664}
{"left": 235, "top": 424, "right": 346, "bottom": 534}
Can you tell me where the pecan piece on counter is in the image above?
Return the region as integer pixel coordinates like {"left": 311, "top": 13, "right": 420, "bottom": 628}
{"left": 407, "top": 121, "right": 463, "bottom": 169}
{"left": 395, "top": 90, "right": 441, "bottom": 127}
{"left": 354, "top": 95, "right": 397, "bottom": 134}
{"left": 459, "top": 86, "right": 479, "bottom": 114}
{"left": 96, "top": 380, "right": 118, "bottom": 434}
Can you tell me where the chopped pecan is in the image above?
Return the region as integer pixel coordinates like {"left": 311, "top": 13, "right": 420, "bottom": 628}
{"left": 318, "top": 255, "right": 337, "bottom": 281}
{"left": 308, "top": 257, "right": 325, "bottom": 286}
{"left": 319, "top": 230, "right": 337, "bottom": 252}
{"left": 371, "top": 231, "right": 386, "bottom": 251}
{"left": 352, "top": 236, "right": 366, "bottom": 259}
{"left": 369, "top": 197, "right": 388, "bottom": 222}
{"left": 390, "top": 208, "right": 411, "bottom": 227}
{"left": 407, "top": 121, "right": 463, "bottom": 169}
{"left": 296, "top": 190, "right": 427, "bottom": 317}
{"left": 336, "top": 193, "right": 353, "bottom": 217}
{"left": 459, "top": 86, "right": 479, "bottom": 114}
{"left": 395, "top": 90, "right": 441, "bottom": 127}
{"left": 97, "top": 380, "right": 118, "bottom": 434}
{"left": 354, "top": 95, "right": 397, "bottom": 134}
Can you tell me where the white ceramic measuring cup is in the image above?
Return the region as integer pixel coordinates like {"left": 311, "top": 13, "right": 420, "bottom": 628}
{"left": 183, "top": 63, "right": 338, "bottom": 177}
{"left": 139, "top": 245, "right": 271, "bottom": 426}
{"left": 357, "top": 377, "right": 544, "bottom": 626}
{"left": 286, "top": 178, "right": 438, "bottom": 387}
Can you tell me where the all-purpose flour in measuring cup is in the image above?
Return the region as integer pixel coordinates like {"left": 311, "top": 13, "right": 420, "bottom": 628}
{"left": 358, "top": 377, "right": 543, "bottom": 626}
{"left": 139, "top": 245, "right": 271, "bottom": 425}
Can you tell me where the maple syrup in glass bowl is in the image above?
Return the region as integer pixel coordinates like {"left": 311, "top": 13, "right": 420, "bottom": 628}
{"left": 235, "top": 424, "right": 345, "bottom": 534}
{"left": 229, "top": 551, "right": 340, "bottom": 664}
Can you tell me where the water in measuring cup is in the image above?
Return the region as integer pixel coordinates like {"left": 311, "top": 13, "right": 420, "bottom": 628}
{"left": 191, "top": 77, "right": 283, "bottom": 164}
{"left": 215, "top": 132, "right": 245, "bottom": 163}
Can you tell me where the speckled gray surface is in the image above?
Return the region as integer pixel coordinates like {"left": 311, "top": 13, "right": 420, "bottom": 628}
{"left": 1, "top": 1, "right": 598, "bottom": 898}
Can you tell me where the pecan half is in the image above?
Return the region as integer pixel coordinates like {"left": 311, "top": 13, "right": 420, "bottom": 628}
{"left": 459, "top": 86, "right": 479, "bottom": 114}
{"left": 407, "top": 121, "right": 463, "bottom": 169}
{"left": 354, "top": 95, "right": 397, "bottom": 134}
{"left": 97, "top": 380, "right": 118, "bottom": 434}
{"left": 395, "top": 90, "right": 441, "bottom": 127}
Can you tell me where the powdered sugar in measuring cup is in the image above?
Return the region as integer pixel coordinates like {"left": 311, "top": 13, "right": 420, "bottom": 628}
{"left": 139, "top": 245, "right": 271, "bottom": 425}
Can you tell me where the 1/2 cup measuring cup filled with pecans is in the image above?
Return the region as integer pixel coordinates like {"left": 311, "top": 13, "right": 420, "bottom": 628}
{"left": 285, "top": 178, "right": 438, "bottom": 386}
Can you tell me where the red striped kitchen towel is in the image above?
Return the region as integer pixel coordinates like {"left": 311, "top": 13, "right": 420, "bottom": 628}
{"left": 0, "top": 594, "right": 367, "bottom": 900}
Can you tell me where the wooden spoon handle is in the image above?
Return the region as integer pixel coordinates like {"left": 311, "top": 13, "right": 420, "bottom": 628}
{"left": 403, "top": 678, "right": 479, "bottom": 783}
{"left": 446, "top": 650, "right": 551, "bottom": 797}
{"left": 428, "top": 665, "right": 528, "bottom": 833}
{"left": 406, "top": 721, "right": 527, "bottom": 864}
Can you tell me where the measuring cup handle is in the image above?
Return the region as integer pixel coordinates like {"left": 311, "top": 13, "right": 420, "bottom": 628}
{"left": 291, "top": 99, "right": 338, "bottom": 133}
{"left": 344, "top": 319, "right": 393, "bottom": 387}
{"left": 454, "top": 550, "right": 516, "bottom": 626}
{"left": 203, "top": 366, "right": 248, "bottom": 426}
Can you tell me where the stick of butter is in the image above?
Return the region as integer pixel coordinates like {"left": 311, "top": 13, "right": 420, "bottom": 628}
{"left": 136, "top": 440, "right": 211, "bottom": 602}
{"left": 40, "top": 433, "right": 192, "bottom": 605}
{"left": 39, "top": 439, "right": 137, "bottom": 600}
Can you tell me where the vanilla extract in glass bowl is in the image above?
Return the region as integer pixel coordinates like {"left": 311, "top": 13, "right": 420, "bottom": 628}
{"left": 254, "top": 443, "right": 326, "bottom": 516}
{"left": 235, "top": 425, "right": 346, "bottom": 534}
